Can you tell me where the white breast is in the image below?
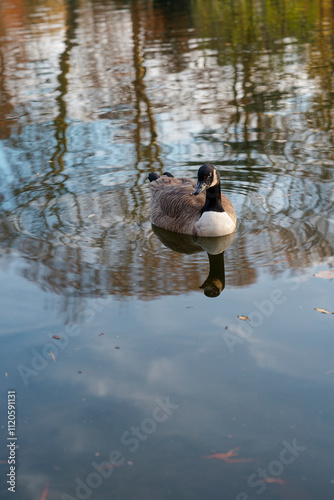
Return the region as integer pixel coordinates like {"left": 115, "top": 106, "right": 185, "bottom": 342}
{"left": 194, "top": 211, "right": 236, "bottom": 237}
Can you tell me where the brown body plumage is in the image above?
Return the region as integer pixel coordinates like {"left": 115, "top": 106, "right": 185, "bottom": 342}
{"left": 148, "top": 165, "right": 237, "bottom": 237}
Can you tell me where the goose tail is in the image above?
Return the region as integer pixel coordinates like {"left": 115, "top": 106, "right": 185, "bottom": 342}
{"left": 148, "top": 172, "right": 174, "bottom": 182}
{"left": 148, "top": 173, "right": 160, "bottom": 182}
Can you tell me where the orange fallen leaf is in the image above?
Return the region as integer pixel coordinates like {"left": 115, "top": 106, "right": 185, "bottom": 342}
{"left": 238, "top": 315, "right": 250, "bottom": 321}
{"left": 50, "top": 351, "right": 56, "bottom": 363}
{"left": 315, "top": 308, "right": 333, "bottom": 314}
{"left": 262, "top": 256, "right": 292, "bottom": 266}
{"left": 313, "top": 270, "right": 334, "bottom": 280}
{"left": 97, "top": 463, "right": 123, "bottom": 470}
{"left": 52, "top": 335, "right": 60, "bottom": 340}
{"left": 40, "top": 483, "right": 49, "bottom": 500}
{"left": 203, "top": 447, "right": 238, "bottom": 460}
{"left": 263, "top": 478, "right": 289, "bottom": 484}
{"left": 203, "top": 447, "right": 257, "bottom": 463}
{"left": 282, "top": 193, "right": 293, "bottom": 197}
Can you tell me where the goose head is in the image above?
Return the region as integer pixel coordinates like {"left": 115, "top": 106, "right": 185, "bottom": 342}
{"left": 193, "top": 163, "right": 220, "bottom": 195}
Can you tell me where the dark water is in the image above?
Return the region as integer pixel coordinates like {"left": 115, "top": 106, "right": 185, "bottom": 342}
{"left": 0, "top": 0, "right": 334, "bottom": 499}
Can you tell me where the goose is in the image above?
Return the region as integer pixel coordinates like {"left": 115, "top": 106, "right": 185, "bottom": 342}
{"left": 148, "top": 163, "right": 237, "bottom": 237}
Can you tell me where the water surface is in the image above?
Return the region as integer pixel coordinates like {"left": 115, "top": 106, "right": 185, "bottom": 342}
{"left": 0, "top": 1, "right": 334, "bottom": 499}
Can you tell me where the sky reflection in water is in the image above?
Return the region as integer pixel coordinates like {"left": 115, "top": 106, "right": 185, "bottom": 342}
{"left": 0, "top": 0, "right": 334, "bottom": 499}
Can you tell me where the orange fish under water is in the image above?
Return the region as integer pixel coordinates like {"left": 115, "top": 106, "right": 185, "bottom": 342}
{"left": 203, "top": 447, "right": 257, "bottom": 463}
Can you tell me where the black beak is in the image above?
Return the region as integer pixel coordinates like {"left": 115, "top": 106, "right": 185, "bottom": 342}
{"left": 193, "top": 181, "right": 206, "bottom": 196}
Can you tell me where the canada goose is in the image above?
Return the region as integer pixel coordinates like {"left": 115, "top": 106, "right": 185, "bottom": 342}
{"left": 148, "top": 163, "right": 237, "bottom": 237}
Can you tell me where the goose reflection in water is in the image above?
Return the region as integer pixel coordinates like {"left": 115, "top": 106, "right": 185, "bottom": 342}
{"left": 152, "top": 225, "right": 235, "bottom": 298}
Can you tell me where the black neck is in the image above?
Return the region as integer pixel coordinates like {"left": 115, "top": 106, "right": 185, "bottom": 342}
{"left": 202, "top": 184, "right": 224, "bottom": 214}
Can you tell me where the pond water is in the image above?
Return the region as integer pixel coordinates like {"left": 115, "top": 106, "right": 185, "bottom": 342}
{"left": 0, "top": 0, "right": 334, "bottom": 499}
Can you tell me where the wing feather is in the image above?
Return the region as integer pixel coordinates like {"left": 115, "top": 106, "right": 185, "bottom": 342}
{"left": 150, "top": 175, "right": 237, "bottom": 235}
{"left": 150, "top": 177, "right": 205, "bottom": 234}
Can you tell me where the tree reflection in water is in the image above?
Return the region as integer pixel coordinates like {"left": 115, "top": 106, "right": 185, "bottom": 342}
{"left": 0, "top": 0, "right": 333, "bottom": 309}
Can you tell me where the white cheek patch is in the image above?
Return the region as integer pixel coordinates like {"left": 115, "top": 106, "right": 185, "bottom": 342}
{"left": 211, "top": 170, "right": 219, "bottom": 187}
{"left": 195, "top": 211, "right": 235, "bottom": 237}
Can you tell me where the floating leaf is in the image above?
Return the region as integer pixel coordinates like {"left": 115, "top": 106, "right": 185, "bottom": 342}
{"left": 264, "top": 478, "right": 288, "bottom": 484}
{"left": 314, "top": 308, "right": 333, "bottom": 314}
{"left": 97, "top": 463, "right": 122, "bottom": 470}
{"left": 203, "top": 447, "right": 238, "bottom": 460}
{"left": 50, "top": 351, "right": 56, "bottom": 363}
{"left": 52, "top": 335, "right": 60, "bottom": 340}
{"left": 238, "top": 315, "right": 250, "bottom": 321}
{"left": 115, "top": 346, "right": 120, "bottom": 349}
{"left": 203, "top": 447, "right": 256, "bottom": 463}
{"left": 40, "top": 483, "right": 49, "bottom": 500}
{"left": 262, "top": 256, "right": 292, "bottom": 266}
{"left": 313, "top": 270, "right": 334, "bottom": 280}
